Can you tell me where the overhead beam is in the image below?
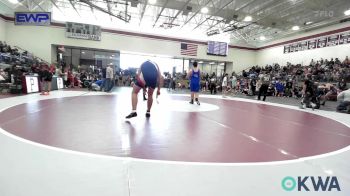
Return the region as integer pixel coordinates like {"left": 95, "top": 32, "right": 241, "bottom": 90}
{"left": 124, "top": 0, "right": 128, "bottom": 23}
{"left": 207, "top": 0, "right": 288, "bottom": 41}
{"left": 167, "top": 0, "right": 192, "bottom": 25}
{"left": 139, "top": 0, "right": 149, "bottom": 25}
{"left": 50, "top": 0, "right": 65, "bottom": 15}
{"left": 234, "top": 30, "right": 248, "bottom": 42}
{"left": 79, "top": 0, "right": 130, "bottom": 22}
{"left": 152, "top": 0, "right": 170, "bottom": 27}
{"left": 181, "top": 0, "right": 213, "bottom": 28}
{"left": 192, "top": 0, "right": 235, "bottom": 30}
{"left": 206, "top": 0, "right": 257, "bottom": 31}
{"left": 69, "top": 0, "right": 81, "bottom": 17}
{"left": 13, "top": 0, "right": 29, "bottom": 10}
{"left": 31, "top": 0, "right": 46, "bottom": 12}
{"left": 242, "top": 0, "right": 304, "bottom": 38}
{"left": 0, "top": 0, "right": 14, "bottom": 11}
{"left": 90, "top": 5, "right": 98, "bottom": 20}
{"left": 234, "top": 0, "right": 257, "bottom": 11}
{"left": 106, "top": 0, "right": 113, "bottom": 21}
{"left": 28, "top": 0, "right": 36, "bottom": 11}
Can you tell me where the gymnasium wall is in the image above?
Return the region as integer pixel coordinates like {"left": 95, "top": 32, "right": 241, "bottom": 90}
{"left": 4, "top": 13, "right": 349, "bottom": 72}
{"left": 0, "top": 17, "right": 6, "bottom": 41}
{"left": 1, "top": 17, "right": 256, "bottom": 72}
{"left": 256, "top": 22, "right": 350, "bottom": 66}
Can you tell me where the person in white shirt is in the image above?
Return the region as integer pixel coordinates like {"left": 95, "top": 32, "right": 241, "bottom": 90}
{"left": 222, "top": 73, "right": 228, "bottom": 98}
{"left": 105, "top": 65, "right": 114, "bottom": 92}
{"left": 231, "top": 75, "right": 237, "bottom": 93}
{"left": 310, "top": 59, "right": 316, "bottom": 66}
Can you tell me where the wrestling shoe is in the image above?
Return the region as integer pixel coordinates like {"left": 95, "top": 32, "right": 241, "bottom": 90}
{"left": 126, "top": 112, "right": 137, "bottom": 119}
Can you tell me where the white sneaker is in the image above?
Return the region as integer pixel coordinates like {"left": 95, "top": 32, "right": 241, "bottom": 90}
{"left": 311, "top": 103, "right": 316, "bottom": 110}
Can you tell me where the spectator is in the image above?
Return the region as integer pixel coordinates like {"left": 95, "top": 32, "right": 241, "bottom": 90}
{"left": 343, "top": 56, "right": 350, "bottom": 65}
{"left": 40, "top": 64, "right": 53, "bottom": 95}
{"left": 105, "top": 65, "right": 114, "bottom": 92}
{"left": 310, "top": 59, "right": 316, "bottom": 66}
{"left": 63, "top": 68, "right": 69, "bottom": 88}
{"left": 336, "top": 88, "right": 350, "bottom": 113}
{"left": 90, "top": 80, "right": 103, "bottom": 91}
{"left": 209, "top": 73, "right": 216, "bottom": 94}
{"left": 258, "top": 77, "right": 269, "bottom": 101}
{"left": 231, "top": 74, "right": 237, "bottom": 93}
{"left": 285, "top": 79, "right": 293, "bottom": 97}
{"left": 250, "top": 77, "right": 257, "bottom": 95}
{"left": 242, "top": 70, "right": 248, "bottom": 78}
{"left": 301, "top": 80, "right": 316, "bottom": 109}
{"left": 338, "top": 78, "right": 347, "bottom": 91}
{"left": 222, "top": 73, "right": 228, "bottom": 98}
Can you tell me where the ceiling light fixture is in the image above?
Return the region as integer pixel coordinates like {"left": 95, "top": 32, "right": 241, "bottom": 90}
{"left": 201, "top": 7, "right": 209, "bottom": 14}
{"left": 304, "top": 21, "right": 313, "bottom": 25}
{"left": 292, "top": 26, "right": 300, "bottom": 31}
{"left": 345, "top": 9, "right": 350, "bottom": 16}
{"left": 149, "top": 0, "right": 157, "bottom": 5}
{"left": 8, "top": 0, "right": 18, "bottom": 3}
{"left": 259, "top": 36, "right": 266, "bottom": 41}
{"left": 243, "top": 16, "right": 253, "bottom": 22}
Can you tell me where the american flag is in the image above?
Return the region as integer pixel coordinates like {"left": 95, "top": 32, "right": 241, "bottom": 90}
{"left": 181, "top": 43, "right": 198, "bottom": 56}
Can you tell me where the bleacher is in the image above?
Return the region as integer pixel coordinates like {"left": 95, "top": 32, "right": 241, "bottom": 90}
{"left": 0, "top": 41, "right": 48, "bottom": 94}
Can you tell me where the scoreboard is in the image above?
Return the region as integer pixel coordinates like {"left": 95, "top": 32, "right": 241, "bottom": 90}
{"left": 207, "top": 41, "right": 228, "bottom": 56}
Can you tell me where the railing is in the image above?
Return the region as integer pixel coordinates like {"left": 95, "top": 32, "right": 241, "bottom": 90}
{"left": 235, "top": 65, "right": 255, "bottom": 76}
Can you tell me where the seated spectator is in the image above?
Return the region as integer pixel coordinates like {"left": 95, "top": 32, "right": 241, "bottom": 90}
{"left": 285, "top": 79, "right": 293, "bottom": 97}
{"left": 0, "top": 68, "right": 8, "bottom": 82}
{"left": 275, "top": 80, "right": 284, "bottom": 97}
{"left": 310, "top": 59, "right": 316, "bottom": 66}
{"left": 0, "top": 69, "right": 6, "bottom": 82}
{"left": 0, "top": 41, "right": 4, "bottom": 53}
{"left": 336, "top": 88, "right": 350, "bottom": 113}
{"left": 49, "top": 64, "right": 56, "bottom": 73}
{"left": 242, "top": 70, "right": 248, "bottom": 78}
{"left": 74, "top": 74, "right": 82, "bottom": 87}
{"left": 293, "top": 86, "right": 302, "bottom": 98}
{"left": 335, "top": 58, "right": 341, "bottom": 65}
{"left": 338, "top": 78, "right": 347, "bottom": 91}
{"left": 343, "top": 56, "right": 350, "bottom": 65}
{"left": 320, "top": 83, "right": 339, "bottom": 105}
{"left": 250, "top": 77, "right": 257, "bottom": 95}
{"left": 267, "top": 83, "right": 275, "bottom": 96}
{"left": 90, "top": 80, "right": 103, "bottom": 91}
